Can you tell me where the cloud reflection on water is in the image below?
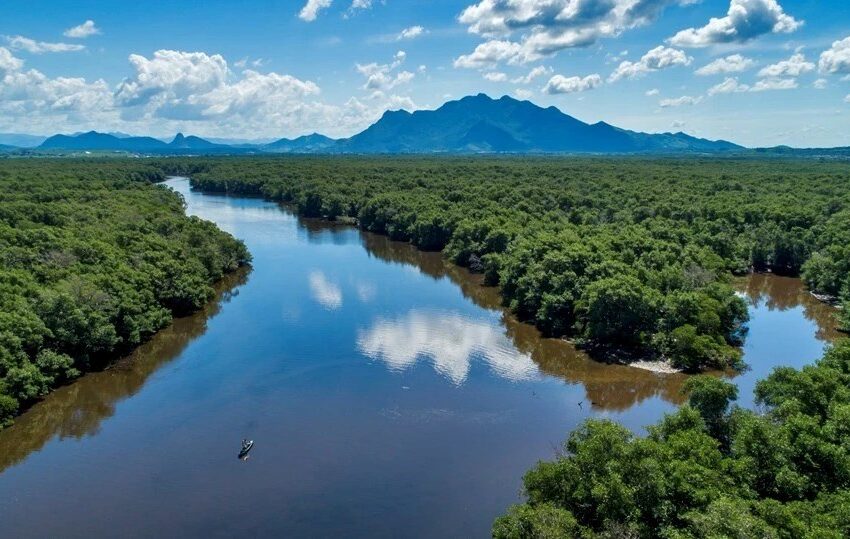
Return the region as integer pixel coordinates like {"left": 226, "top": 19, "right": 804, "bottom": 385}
{"left": 309, "top": 270, "right": 343, "bottom": 310}
{"left": 357, "top": 310, "right": 540, "bottom": 385}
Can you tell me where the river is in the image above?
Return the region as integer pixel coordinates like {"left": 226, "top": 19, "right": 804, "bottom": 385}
{"left": 0, "top": 177, "right": 841, "bottom": 538}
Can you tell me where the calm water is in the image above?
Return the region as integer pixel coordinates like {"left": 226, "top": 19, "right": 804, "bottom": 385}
{"left": 0, "top": 178, "right": 841, "bottom": 538}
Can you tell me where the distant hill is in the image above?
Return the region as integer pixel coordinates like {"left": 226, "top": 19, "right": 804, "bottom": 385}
{"left": 0, "top": 133, "right": 46, "bottom": 148}
{"left": 0, "top": 143, "right": 19, "bottom": 153}
{"left": 168, "top": 133, "right": 227, "bottom": 150}
{"left": 39, "top": 131, "right": 170, "bottom": 152}
{"left": 37, "top": 131, "right": 254, "bottom": 154}
{"left": 264, "top": 133, "right": 337, "bottom": 153}
{"left": 70, "top": 131, "right": 136, "bottom": 139}
{"left": 335, "top": 94, "right": 741, "bottom": 154}
{"left": 27, "top": 95, "right": 850, "bottom": 156}
{"left": 752, "top": 146, "right": 850, "bottom": 158}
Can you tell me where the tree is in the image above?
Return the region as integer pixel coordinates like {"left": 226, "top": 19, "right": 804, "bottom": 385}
{"left": 682, "top": 375, "right": 738, "bottom": 441}
{"left": 578, "top": 275, "right": 662, "bottom": 347}
{"left": 492, "top": 504, "right": 579, "bottom": 539}
{"left": 0, "top": 394, "right": 18, "bottom": 427}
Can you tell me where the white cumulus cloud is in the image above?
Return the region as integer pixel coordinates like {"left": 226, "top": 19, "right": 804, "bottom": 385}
{"left": 64, "top": 20, "right": 100, "bottom": 38}
{"left": 456, "top": 0, "right": 694, "bottom": 68}
{"left": 819, "top": 36, "right": 850, "bottom": 75}
{"left": 511, "top": 65, "right": 552, "bottom": 84}
{"left": 751, "top": 78, "right": 797, "bottom": 91}
{"left": 115, "top": 50, "right": 229, "bottom": 108}
{"left": 669, "top": 0, "right": 802, "bottom": 48}
{"left": 757, "top": 53, "right": 814, "bottom": 78}
{"left": 695, "top": 54, "right": 755, "bottom": 76}
{"left": 397, "top": 26, "right": 426, "bottom": 40}
{"left": 609, "top": 46, "right": 692, "bottom": 82}
{"left": 0, "top": 47, "right": 24, "bottom": 71}
{"left": 708, "top": 77, "right": 750, "bottom": 95}
{"left": 356, "top": 51, "right": 415, "bottom": 91}
{"left": 454, "top": 40, "right": 527, "bottom": 69}
{"left": 299, "top": 0, "right": 333, "bottom": 22}
{"left": 0, "top": 48, "right": 112, "bottom": 129}
{"left": 542, "top": 73, "right": 602, "bottom": 94}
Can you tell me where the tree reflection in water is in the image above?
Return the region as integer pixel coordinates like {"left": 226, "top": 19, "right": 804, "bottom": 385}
{"left": 0, "top": 269, "right": 249, "bottom": 473}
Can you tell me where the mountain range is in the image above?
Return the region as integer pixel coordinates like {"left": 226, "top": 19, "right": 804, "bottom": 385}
{"left": 1, "top": 94, "right": 842, "bottom": 156}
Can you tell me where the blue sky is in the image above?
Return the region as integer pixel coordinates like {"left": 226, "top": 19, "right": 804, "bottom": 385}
{"left": 1, "top": 0, "right": 848, "bottom": 146}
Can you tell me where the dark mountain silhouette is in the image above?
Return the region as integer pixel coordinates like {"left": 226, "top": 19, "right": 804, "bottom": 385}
{"left": 31, "top": 94, "right": 811, "bottom": 155}
{"left": 39, "top": 131, "right": 170, "bottom": 152}
{"left": 168, "top": 132, "right": 227, "bottom": 150}
{"left": 335, "top": 94, "right": 741, "bottom": 153}
{"left": 37, "top": 131, "right": 253, "bottom": 154}
{"left": 264, "top": 133, "right": 336, "bottom": 153}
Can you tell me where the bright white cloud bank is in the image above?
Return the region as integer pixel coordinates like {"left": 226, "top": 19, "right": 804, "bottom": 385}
{"left": 669, "top": 0, "right": 802, "bottom": 48}
{"left": 0, "top": 46, "right": 417, "bottom": 138}
{"left": 455, "top": 0, "right": 694, "bottom": 68}
{"left": 609, "top": 46, "right": 692, "bottom": 82}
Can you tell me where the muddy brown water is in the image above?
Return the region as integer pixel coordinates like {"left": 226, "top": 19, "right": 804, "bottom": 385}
{"left": 0, "top": 178, "right": 841, "bottom": 538}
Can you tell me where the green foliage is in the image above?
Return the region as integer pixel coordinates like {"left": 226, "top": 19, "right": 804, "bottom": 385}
{"left": 492, "top": 504, "right": 579, "bottom": 539}
{"left": 0, "top": 394, "right": 18, "bottom": 428}
{"left": 496, "top": 340, "right": 850, "bottom": 538}
{"left": 0, "top": 159, "right": 249, "bottom": 429}
{"left": 175, "top": 155, "right": 846, "bottom": 370}
{"left": 683, "top": 376, "right": 738, "bottom": 442}
{"left": 579, "top": 275, "right": 662, "bottom": 347}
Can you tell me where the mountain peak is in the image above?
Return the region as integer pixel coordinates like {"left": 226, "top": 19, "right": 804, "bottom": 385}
{"left": 337, "top": 93, "right": 742, "bottom": 154}
{"left": 33, "top": 94, "right": 745, "bottom": 155}
{"left": 380, "top": 109, "right": 411, "bottom": 120}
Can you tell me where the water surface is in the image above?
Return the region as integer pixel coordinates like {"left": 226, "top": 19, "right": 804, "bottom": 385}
{"left": 0, "top": 178, "right": 841, "bottom": 537}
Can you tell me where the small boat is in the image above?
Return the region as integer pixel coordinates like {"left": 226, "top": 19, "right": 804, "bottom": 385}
{"left": 238, "top": 439, "right": 254, "bottom": 460}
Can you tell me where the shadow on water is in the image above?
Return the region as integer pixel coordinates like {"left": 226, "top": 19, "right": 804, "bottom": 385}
{"left": 0, "top": 268, "right": 250, "bottom": 473}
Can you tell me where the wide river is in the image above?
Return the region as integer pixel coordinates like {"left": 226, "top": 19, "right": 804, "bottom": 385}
{"left": 0, "top": 178, "right": 842, "bottom": 538}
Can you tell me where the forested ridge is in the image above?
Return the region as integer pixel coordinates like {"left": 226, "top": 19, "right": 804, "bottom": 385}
{"left": 0, "top": 160, "right": 250, "bottom": 428}
{"left": 181, "top": 156, "right": 850, "bottom": 371}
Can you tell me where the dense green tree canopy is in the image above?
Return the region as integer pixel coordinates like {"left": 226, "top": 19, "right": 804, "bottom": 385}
{"left": 0, "top": 160, "right": 249, "bottom": 428}
{"left": 494, "top": 340, "right": 850, "bottom": 538}
{"left": 180, "top": 156, "right": 848, "bottom": 371}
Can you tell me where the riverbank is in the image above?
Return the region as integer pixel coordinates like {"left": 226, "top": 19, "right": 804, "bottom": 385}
{"left": 0, "top": 166, "right": 250, "bottom": 430}
{"left": 1, "top": 176, "right": 842, "bottom": 538}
